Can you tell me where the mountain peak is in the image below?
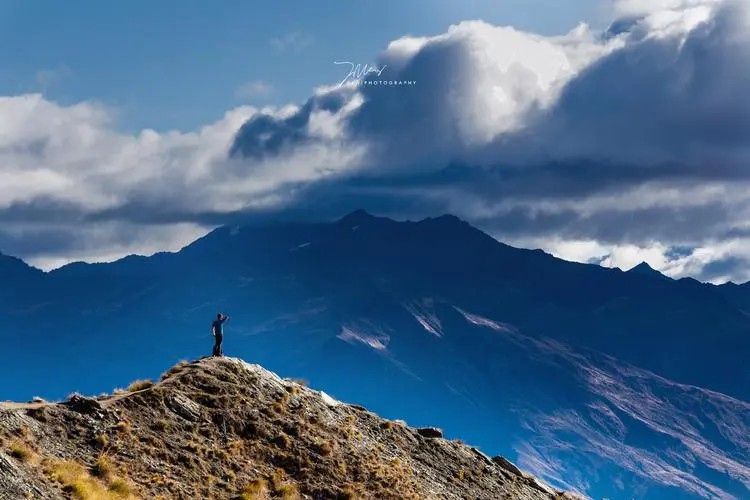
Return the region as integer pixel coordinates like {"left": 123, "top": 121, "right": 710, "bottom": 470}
{"left": 0, "top": 357, "right": 566, "bottom": 499}
{"left": 337, "top": 209, "right": 399, "bottom": 228}
{"left": 628, "top": 261, "right": 669, "bottom": 279}
{"left": 338, "top": 208, "right": 376, "bottom": 225}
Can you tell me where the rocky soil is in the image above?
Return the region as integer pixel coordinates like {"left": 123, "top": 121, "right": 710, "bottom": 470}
{"left": 0, "top": 357, "right": 577, "bottom": 499}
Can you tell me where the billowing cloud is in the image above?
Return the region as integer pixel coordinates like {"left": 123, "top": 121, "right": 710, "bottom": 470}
{"left": 2, "top": 0, "right": 750, "bottom": 283}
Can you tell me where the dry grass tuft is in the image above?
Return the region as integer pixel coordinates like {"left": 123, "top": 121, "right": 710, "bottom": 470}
{"left": 339, "top": 486, "right": 359, "bottom": 499}
{"left": 313, "top": 440, "right": 333, "bottom": 456}
{"left": 48, "top": 459, "right": 133, "bottom": 499}
{"left": 8, "top": 440, "right": 33, "bottom": 462}
{"left": 127, "top": 380, "right": 154, "bottom": 392}
{"left": 91, "top": 456, "right": 114, "bottom": 480}
{"left": 151, "top": 419, "right": 169, "bottom": 432}
{"left": 286, "top": 378, "right": 309, "bottom": 387}
{"left": 276, "top": 482, "right": 301, "bottom": 500}
{"left": 14, "top": 425, "right": 31, "bottom": 438}
{"left": 240, "top": 478, "right": 269, "bottom": 499}
{"left": 114, "top": 421, "right": 132, "bottom": 434}
{"left": 108, "top": 478, "right": 132, "bottom": 496}
{"left": 160, "top": 360, "right": 189, "bottom": 381}
{"left": 95, "top": 434, "right": 110, "bottom": 449}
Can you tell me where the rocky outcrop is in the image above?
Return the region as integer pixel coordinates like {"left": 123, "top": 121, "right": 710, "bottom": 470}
{"left": 416, "top": 427, "right": 444, "bottom": 439}
{"left": 0, "top": 357, "right": 576, "bottom": 499}
{"left": 494, "top": 455, "right": 525, "bottom": 477}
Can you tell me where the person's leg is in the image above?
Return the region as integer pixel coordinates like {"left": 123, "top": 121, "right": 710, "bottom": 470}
{"left": 212, "top": 336, "right": 219, "bottom": 356}
{"left": 216, "top": 334, "right": 223, "bottom": 356}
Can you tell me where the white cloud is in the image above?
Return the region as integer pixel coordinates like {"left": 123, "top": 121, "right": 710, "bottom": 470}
{"left": 0, "top": 91, "right": 372, "bottom": 268}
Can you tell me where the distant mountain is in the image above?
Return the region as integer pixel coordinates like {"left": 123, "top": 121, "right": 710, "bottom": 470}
{"left": 0, "top": 357, "right": 571, "bottom": 499}
{"left": 627, "top": 261, "right": 670, "bottom": 280}
{"left": 2, "top": 211, "right": 750, "bottom": 499}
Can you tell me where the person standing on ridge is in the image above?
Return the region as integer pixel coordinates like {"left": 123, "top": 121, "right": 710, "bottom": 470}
{"left": 212, "top": 313, "right": 229, "bottom": 356}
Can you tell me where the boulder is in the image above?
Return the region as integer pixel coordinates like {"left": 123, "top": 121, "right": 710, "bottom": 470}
{"left": 64, "top": 395, "right": 104, "bottom": 418}
{"left": 471, "top": 446, "right": 493, "bottom": 465}
{"left": 416, "top": 427, "right": 443, "bottom": 439}
{"left": 492, "top": 456, "right": 524, "bottom": 477}
{"left": 167, "top": 394, "right": 202, "bottom": 422}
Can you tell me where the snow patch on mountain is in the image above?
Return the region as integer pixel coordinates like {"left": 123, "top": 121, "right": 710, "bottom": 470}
{"left": 451, "top": 306, "right": 750, "bottom": 497}
{"left": 454, "top": 307, "right": 516, "bottom": 333}
{"left": 515, "top": 337, "right": 750, "bottom": 497}
{"left": 404, "top": 300, "right": 443, "bottom": 337}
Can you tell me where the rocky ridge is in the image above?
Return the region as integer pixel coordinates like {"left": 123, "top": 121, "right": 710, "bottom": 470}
{"left": 0, "top": 357, "right": 576, "bottom": 499}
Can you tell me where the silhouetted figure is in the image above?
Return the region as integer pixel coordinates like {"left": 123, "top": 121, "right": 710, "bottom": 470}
{"left": 212, "top": 313, "right": 229, "bottom": 356}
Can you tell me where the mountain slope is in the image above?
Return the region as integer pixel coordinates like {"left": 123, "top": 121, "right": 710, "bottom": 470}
{"left": 0, "top": 357, "right": 568, "bottom": 499}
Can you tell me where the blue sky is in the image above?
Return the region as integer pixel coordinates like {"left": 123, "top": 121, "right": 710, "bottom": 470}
{"left": 0, "top": 0, "right": 607, "bottom": 131}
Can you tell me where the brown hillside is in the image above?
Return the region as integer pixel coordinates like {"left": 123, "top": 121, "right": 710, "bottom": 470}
{"left": 0, "top": 357, "right": 576, "bottom": 499}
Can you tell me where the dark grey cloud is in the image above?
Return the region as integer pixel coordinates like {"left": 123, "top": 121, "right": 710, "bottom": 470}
{"left": 228, "top": 1, "right": 750, "bottom": 208}
{"left": 528, "top": 1, "right": 750, "bottom": 169}
{"left": 697, "top": 256, "right": 749, "bottom": 282}
{"left": 230, "top": 88, "right": 354, "bottom": 159}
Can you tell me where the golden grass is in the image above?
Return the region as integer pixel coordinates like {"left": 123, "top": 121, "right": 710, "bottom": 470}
{"left": 114, "top": 421, "right": 132, "bottom": 434}
{"left": 108, "top": 478, "right": 132, "bottom": 496}
{"left": 276, "top": 483, "right": 301, "bottom": 500}
{"left": 8, "top": 440, "right": 33, "bottom": 462}
{"left": 47, "top": 459, "right": 134, "bottom": 499}
{"left": 95, "top": 434, "right": 110, "bottom": 449}
{"left": 240, "top": 478, "right": 269, "bottom": 499}
{"left": 126, "top": 380, "right": 154, "bottom": 392}
{"left": 339, "top": 486, "right": 359, "bottom": 500}
{"left": 160, "top": 360, "right": 189, "bottom": 381}
{"left": 91, "top": 456, "right": 114, "bottom": 480}
{"left": 313, "top": 440, "right": 333, "bottom": 456}
{"left": 151, "top": 419, "right": 169, "bottom": 432}
{"left": 12, "top": 425, "right": 31, "bottom": 439}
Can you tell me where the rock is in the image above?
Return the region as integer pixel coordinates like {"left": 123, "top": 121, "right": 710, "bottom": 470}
{"left": 416, "top": 427, "right": 443, "bottom": 439}
{"left": 64, "top": 395, "right": 104, "bottom": 417}
{"left": 471, "top": 447, "right": 493, "bottom": 465}
{"left": 167, "top": 394, "right": 202, "bottom": 422}
{"left": 320, "top": 391, "right": 341, "bottom": 407}
{"left": 492, "top": 456, "right": 524, "bottom": 477}
{"left": 0, "top": 451, "right": 44, "bottom": 498}
{"left": 526, "top": 476, "right": 557, "bottom": 495}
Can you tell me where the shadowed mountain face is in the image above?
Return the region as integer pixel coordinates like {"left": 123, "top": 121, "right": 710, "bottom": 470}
{"left": 3, "top": 211, "right": 750, "bottom": 498}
